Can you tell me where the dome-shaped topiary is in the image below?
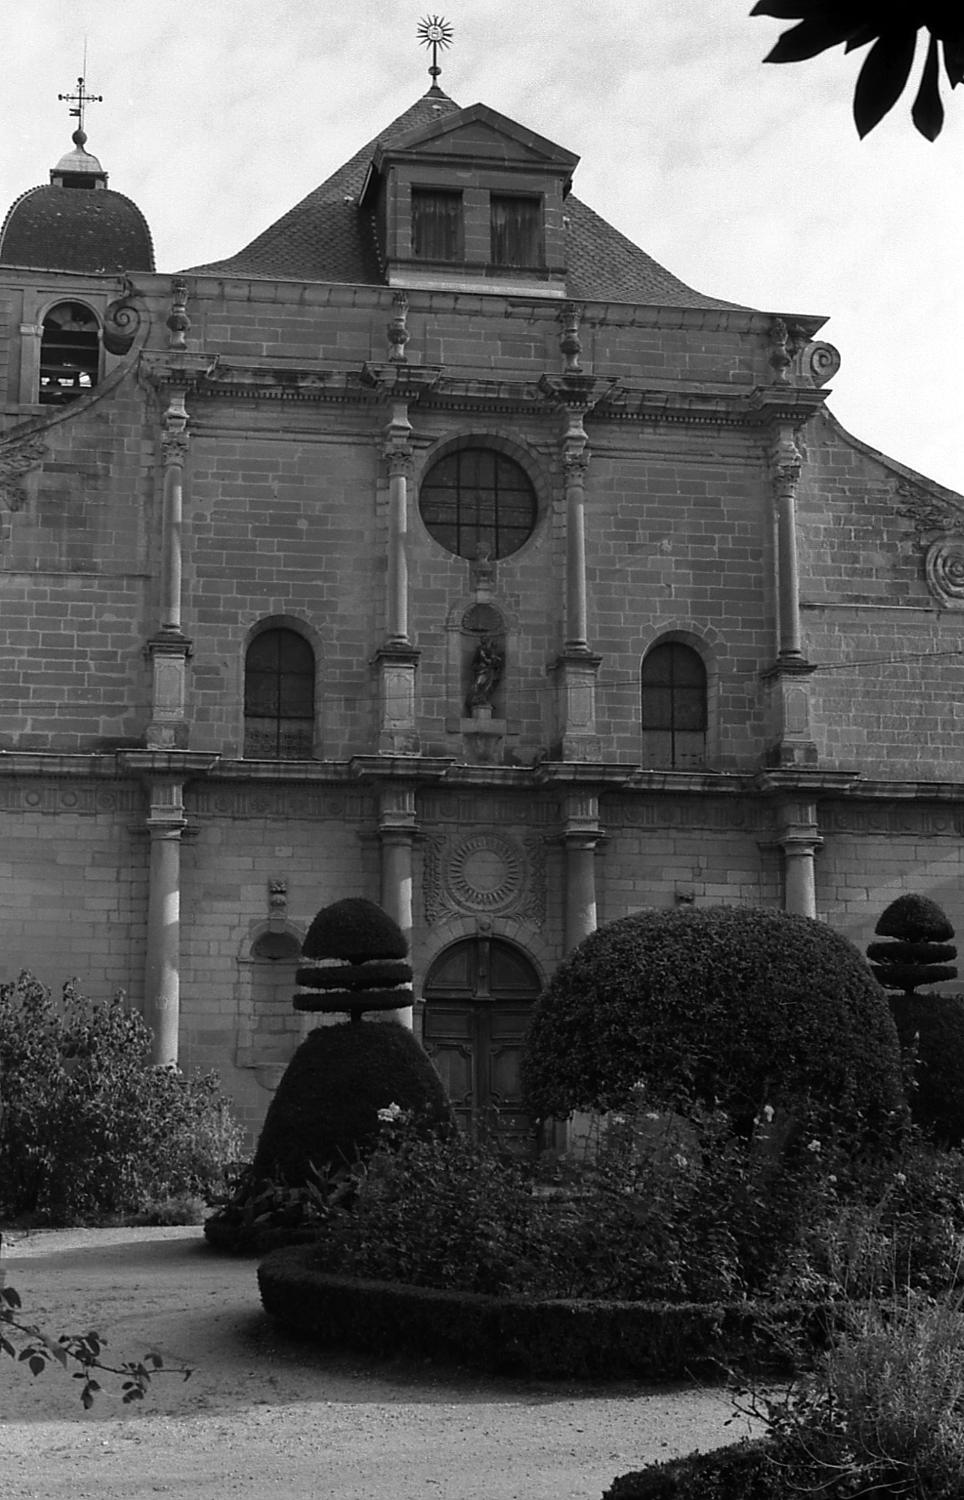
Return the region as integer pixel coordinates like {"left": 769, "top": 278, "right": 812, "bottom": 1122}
{"left": 251, "top": 1021, "right": 452, "bottom": 1186}
{"left": 296, "top": 898, "right": 413, "bottom": 1017}
{"left": 302, "top": 898, "right": 409, "bottom": 963}
{"left": 522, "top": 906, "right": 905, "bottom": 1138}
{"left": 890, "top": 991, "right": 964, "bottom": 1146}
{"left": 868, "top": 894, "right": 957, "bottom": 996}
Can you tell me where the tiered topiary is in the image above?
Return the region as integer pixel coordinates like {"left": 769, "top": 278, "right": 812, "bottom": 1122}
{"left": 293, "top": 897, "right": 413, "bottom": 1018}
{"left": 867, "top": 893, "right": 958, "bottom": 996}
{"left": 522, "top": 906, "right": 906, "bottom": 1141}
{"left": 870, "top": 895, "right": 964, "bottom": 1145}
{"left": 205, "top": 898, "right": 451, "bottom": 1252}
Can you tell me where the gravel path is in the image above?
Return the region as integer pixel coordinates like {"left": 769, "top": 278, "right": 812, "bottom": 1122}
{"left": 0, "top": 1227, "right": 757, "bottom": 1500}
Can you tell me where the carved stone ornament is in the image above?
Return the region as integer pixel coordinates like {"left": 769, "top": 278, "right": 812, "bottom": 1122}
{"left": 0, "top": 434, "right": 48, "bottom": 512}
{"left": 387, "top": 292, "right": 410, "bottom": 363}
{"left": 896, "top": 480, "right": 964, "bottom": 543}
{"left": 423, "top": 830, "right": 545, "bottom": 926}
{"left": 558, "top": 302, "right": 583, "bottom": 375}
{"left": 925, "top": 537, "right": 964, "bottom": 609}
{"left": 807, "top": 341, "right": 841, "bottom": 388}
{"left": 167, "top": 278, "right": 191, "bottom": 351}
{"left": 102, "top": 278, "right": 143, "bottom": 356}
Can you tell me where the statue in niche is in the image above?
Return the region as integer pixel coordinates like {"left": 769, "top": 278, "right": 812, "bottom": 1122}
{"left": 466, "top": 634, "right": 504, "bottom": 713}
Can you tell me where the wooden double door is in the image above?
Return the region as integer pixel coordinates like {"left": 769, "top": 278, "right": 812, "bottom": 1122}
{"left": 421, "top": 937, "right": 541, "bottom": 1152}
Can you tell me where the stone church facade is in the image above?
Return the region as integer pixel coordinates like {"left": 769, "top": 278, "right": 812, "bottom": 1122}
{"left": 2, "top": 83, "right": 964, "bottom": 1139}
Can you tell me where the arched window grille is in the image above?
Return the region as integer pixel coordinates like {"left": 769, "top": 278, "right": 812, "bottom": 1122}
{"left": 419, "top": 447, "right": 537, "bottom": 560}
{"left": 641, "top": 641, "right": 708, "bottom": 769}
{"left": 243, "top": 628, "right": 315, "bottom": 759}
{"left": 39, "top": 302, "right": 100, "bottom": 405}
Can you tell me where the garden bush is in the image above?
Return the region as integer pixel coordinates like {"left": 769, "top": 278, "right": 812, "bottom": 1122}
{"left": 206, "top": 897, "right": 450, "bottom": 1251}
{"left": 890, "top": 991, "right": 964, "bottom": 1147}
{"left": 522, "top": 906, "right": 905, "bottom": 1142}
{"left": 868, "top": 892, "right": 958, "bottom": 995}
{"left": 0, "top": 971, "right": 244, "bottom": 1223}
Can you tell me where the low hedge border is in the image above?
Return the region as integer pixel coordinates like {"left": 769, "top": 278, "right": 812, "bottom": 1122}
{"left": 257, "top": 1245, "right": 825, "bottom": 1380}
{"left": 602, "top": 1439, "right": 780, "bottom": 1499}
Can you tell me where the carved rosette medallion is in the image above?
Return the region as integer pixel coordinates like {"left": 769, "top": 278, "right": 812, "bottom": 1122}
{"left": 423, "top": 830, "right": 546, "bottom": 926}
{"left": 446, "top": 833, "right": 522, "bottom": 912}
{"left": 925, "top": 537, "right": 964, "bottom": 609}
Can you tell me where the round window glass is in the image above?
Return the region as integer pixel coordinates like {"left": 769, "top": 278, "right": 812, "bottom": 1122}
{"left": 418, "top": 447, "right": 537, "bottom": 560}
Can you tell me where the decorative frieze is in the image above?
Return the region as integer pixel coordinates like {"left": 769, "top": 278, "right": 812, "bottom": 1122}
{"left": 0, "top": 782, "right": 139, "bottom": 815}
{"left": 187, "top": 786, "right": 374, "bottom": 821}
{"left": 822, "top": 802, "right": 964, "bottom": 836}
{"left": 601, "top": 798, "right": 768, "bottom": 832}
{"left": 419, "top": 792, "right": 557, "bottom": 825}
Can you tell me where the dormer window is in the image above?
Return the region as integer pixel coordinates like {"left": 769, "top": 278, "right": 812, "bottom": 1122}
{"left": 412, "top": 188, "right": 463, "bottom": 262}
{"left": 491, "top": 195, "right": 542, "bottom": 269}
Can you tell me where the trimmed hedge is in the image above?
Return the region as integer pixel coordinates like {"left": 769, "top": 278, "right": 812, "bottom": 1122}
{"left": 251, "top": 1021, "right": 451, "bottom": 1186}
{"left": 302, "top": 898, "right": 409, "bottom": 963}
{"left": 602, "top": 1441, "right": 780, "bottom": 1500}
{"left": 522, "top": 907, "right": 905, "bottom": 1137}
{"left": 257, "top": 1245, "right": 822, "bottom": 1380}
{"left": 890, "top": 991, "right": 964, "bottom": 1145}
{"left": 869, "top": 894, "right": 957, "bottom": 995}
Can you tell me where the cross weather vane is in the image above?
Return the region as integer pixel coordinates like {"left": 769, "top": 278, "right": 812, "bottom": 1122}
{"left": 58, "top": 75, "right": 103, "bottom": 137}
{"left": 417, "top": 15, "right": 453, "bottom": 86}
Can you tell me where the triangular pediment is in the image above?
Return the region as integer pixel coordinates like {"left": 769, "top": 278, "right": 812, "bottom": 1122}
{"left": 371, "top": 102, "right": 579, "bottom": 178}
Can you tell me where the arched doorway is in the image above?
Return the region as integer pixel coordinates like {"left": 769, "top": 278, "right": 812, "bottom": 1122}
{"left": 422, "top": 935, "right": 541, "bottom": 1151}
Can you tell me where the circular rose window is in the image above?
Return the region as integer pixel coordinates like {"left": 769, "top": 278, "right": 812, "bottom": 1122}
{"left": 418, "top": 447, "right": 537, "bottom": 560}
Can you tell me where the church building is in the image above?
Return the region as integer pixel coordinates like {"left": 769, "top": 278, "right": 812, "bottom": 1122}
{"left": 2, "top": 57, "right": 963, "bottom": 1140}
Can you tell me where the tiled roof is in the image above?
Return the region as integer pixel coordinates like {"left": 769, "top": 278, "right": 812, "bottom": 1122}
{"left": 183, "top": 90, "right": 748, "bottom": 312}
{"left": 0, "top": 184, "right": 155, "bottom": 273}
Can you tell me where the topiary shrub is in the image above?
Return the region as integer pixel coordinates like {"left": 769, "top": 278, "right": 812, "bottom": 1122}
{"left": 205, "top": 898, "right": 450, "bottom": 1251}
{"left": 889, "top": 991, "right": 964, "bottom": 1146}
{"left": 867, "top": 893, "right": 957, "bottom": 996}
{"left": 522, "top": 907, "right": 905, "bottom": 1141}
{"left": 294, "top": 896, "right": 413, "bottom": 1017}
{"left": 250, "top": 1021, "right": 451, "bottom": 1186}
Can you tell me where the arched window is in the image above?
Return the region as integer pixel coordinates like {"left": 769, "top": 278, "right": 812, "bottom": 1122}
{"left": 641, "top": 641, "right": 707, "bottom": 769}
{"left": 243, "top": 628, "right": 315, "bottom": 758}
{"left": 419, "top": 446, "right": 537, "bottom": 560}
{"left": 39, "top": 302, "right": 99, "bottom": 404}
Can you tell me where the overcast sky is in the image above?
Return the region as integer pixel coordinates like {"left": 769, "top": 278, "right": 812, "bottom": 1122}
{"left": 3, "top": 1, "right": 962, "bottom": 494}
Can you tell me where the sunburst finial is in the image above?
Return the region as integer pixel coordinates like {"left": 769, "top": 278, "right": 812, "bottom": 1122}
{"left": 417, "top": 15, "right": 453, "bottom": 90}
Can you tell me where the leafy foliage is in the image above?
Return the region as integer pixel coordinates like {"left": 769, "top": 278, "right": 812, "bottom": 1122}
{"left": 306, "top": 1096, "right": 902, "bottom": 1303}
{"left": 868, "top": 892, "right": 958, "bottom": 995}
{"left": 752, "top": 4, "right": 964, "bottom": 139}
{"left": 0, "top": 972, "right": 244, "bottom": 1222}
{"left": 522, "top": 907, "right": 905, "bottom": 1142}
{"left": 1, "top": 1283, "right": 192, "bottom": 1408}
{"left": 891, "top": 991, "right": 964, "bottom": 1145}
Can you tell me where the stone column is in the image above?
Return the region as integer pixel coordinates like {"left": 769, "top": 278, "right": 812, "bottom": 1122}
{"left": 562, "top": 790, "right": 603, "bottom": 951}
{"left": 147, "top": 389, "right": 192, "bottom": 750}
{"left": 777, "top": 799, "right": 822, "bottom": 918}
{"left": 373, "top": 401, "right": 421, "bottom": 754}
{"left": 564, "top": 444, "right": 589, "bottom": 653}
{"left": 551, "top": 412, "right": 602, "bottom": 760}
{"left": 763, "top": 427, "right": 817, "bottom": 767}
{"left": 377, "top": 782, "right": 417, "bottom": 1028}
{"left": 773, "top": 428, "right": 804, "bottom": 663}
{"left": 386, "top": 406, "right": 413, "bottom": 647}
{"left": 144, "top": 778, "right": 186, "bottom": 1065}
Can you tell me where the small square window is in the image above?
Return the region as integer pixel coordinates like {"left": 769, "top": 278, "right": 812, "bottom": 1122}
{"left": 412, "top": 188, "right": 463, "bottom": 261}
{"left": 490, "top": 195, "right": 542, "bottom": 269}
